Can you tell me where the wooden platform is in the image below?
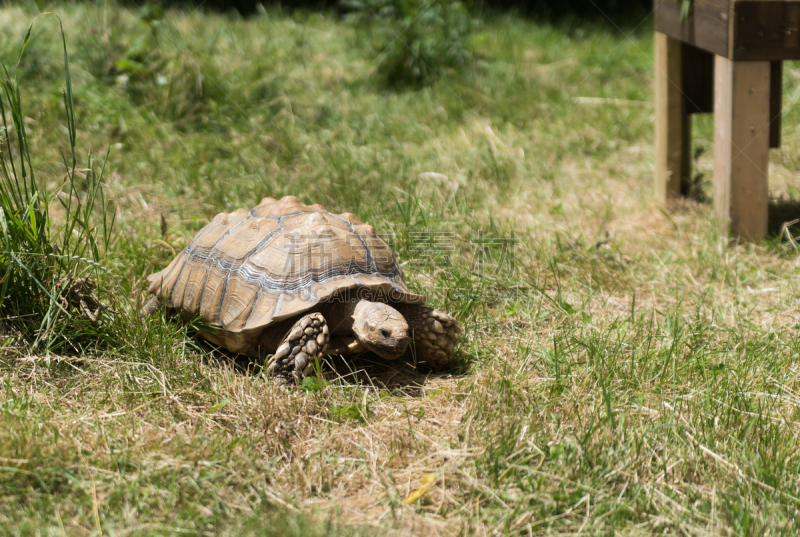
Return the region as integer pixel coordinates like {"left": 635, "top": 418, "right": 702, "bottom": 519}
{"left": 654, "top": 0, "right": 799, "bottom": 240}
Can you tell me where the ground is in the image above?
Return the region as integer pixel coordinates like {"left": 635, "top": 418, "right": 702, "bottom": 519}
{"left": 3, "top": 2, "right": 800, "bottom": 535}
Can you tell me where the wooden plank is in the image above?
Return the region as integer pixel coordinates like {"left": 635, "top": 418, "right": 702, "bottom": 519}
{"left": 732, "top": 1, "right": 800, "bottom": 61}
{"left": 682, "top": 43, "right": 714, "bottom": 114}
{"left": 656, "top": 0, "right": 800, "bottom": 61}
{"left": 655, "top": 32, "right": 688, "bottom": 201}
{"left": 713, "top": 56, "right": 770, "bottom": 240}
{"left": 770, "top": 60, "right": 782, "bottom": 148}
{"left": 654, "top": 0, "right": 730, "bottom": 58}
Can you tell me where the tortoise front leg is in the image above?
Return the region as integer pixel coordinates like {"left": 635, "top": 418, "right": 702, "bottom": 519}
{"left": 267, "top": 313, "right": 330, "bottom": 383}
{"left": 395, "top": 305, "right": 460, "bottom": 370}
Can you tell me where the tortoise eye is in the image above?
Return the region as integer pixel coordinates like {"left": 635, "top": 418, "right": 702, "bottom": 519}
{"left": 380, "top": 328, "right": 390, "bottom": 338}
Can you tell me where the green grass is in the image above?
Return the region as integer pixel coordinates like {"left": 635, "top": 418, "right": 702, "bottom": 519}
{"left": 0, "top": 14, "right": 116, "bottom": 356}
{"left": 4, "top": 1, "right": 800, "bottom": 535}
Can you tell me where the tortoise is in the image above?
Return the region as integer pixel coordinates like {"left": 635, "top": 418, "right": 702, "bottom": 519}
{"left": 141, "top": 195, "right": 460, "bottom": 382}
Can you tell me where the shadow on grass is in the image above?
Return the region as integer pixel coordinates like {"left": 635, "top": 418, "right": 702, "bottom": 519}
{"left": 198, "top": 337, "right": 468, "bottom": 395}
{"left": 768, "top": 197, "right": 800, "bottom": 238}
{"left": 325, "top": 352, "right": 470, "bottom": 394}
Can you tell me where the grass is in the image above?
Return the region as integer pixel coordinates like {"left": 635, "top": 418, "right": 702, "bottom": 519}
{"left": 3, "top": 1, "right": 800, "bottom": 535}
{"left": 0, "top": 14, "right": 116, "bottom": 356}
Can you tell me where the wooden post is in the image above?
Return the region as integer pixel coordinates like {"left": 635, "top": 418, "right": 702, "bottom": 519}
{"left": 655, "top": 32, "right": 688, "bottom": 202}
{"left": 713, "top": 56, "right": 771, "bottom": 240}
{"left": 769, "top": 61, "right": 782, "bottom": 148}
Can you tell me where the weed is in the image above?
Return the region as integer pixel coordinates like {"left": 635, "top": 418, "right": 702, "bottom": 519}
{"left": 346, "top": 0, "right": 476, "bottom": 88}
{"left": 0, "top": 15, "right": 115, "bottom": 353}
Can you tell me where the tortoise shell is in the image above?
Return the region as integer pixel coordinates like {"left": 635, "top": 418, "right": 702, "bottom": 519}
{"left": 146, "top": 196, "right": 425, "bottom": 340}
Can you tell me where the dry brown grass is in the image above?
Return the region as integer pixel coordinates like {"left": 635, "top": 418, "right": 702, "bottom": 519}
{"left": 5, "top": 3, "right": 800, "bottom": 535}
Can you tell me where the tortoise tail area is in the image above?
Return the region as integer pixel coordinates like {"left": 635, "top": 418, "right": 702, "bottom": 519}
{"left": 140, "top": 252, "right": 189, "bottom": 316}
{"left": 145, "top": 250, "right": 189, "bottom": 298}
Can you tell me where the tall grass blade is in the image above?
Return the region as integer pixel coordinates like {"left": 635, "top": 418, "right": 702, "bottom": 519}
{"left": 0, "top": 14, "right": 115, "bottom": 351}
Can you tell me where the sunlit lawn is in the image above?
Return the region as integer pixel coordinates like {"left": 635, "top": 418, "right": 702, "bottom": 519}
{"left": 3, "top": 2, "right": 800, "bottom": 535}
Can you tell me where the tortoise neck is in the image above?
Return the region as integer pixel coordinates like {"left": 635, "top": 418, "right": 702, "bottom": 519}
{"left": 321, "top": 298, "right": 368, "bottom": 335}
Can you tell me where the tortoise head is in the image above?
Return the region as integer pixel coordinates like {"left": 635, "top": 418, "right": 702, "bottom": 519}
{"left": 352, "top": 301, "right": 409, "bottom": 360}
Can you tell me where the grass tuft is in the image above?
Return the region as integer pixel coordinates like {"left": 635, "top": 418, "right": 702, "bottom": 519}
{"left": 345, "top": 0, "right": 476, "bottom": 89}
{"left": 0, "top": 14, "right": 115, "bottom": 353}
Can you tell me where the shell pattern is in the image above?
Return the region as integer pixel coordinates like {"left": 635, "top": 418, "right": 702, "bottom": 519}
{"left": 147, "top": 196, "right": 425, "bottom": 341}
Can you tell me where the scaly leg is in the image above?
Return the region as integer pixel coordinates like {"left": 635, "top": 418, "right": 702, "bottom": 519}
{"left": 267, "top": 313, "right": 330, "bottom": 383}
{"left": 140, "top": 295, "right": 162, "bottom": 316}
{"left": 395, "top": 304, "right": 460, "bottom": 370}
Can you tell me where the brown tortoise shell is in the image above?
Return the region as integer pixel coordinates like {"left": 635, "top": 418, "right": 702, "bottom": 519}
{"left": 146, "top": 196, "right": 426, "bottom": 349}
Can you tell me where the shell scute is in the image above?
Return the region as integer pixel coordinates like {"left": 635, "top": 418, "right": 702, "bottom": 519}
{"left": 199, "top": 265, "right": 228, "bottom": 324}
{"left": 178, "top": 258, "right": 209, "bottom": 310}
{"left": 281, "top": 211, "right": 335, "bottom": 231}
{"left": 215, "top": 218, "right": 280, "bottom": 263}
{"left": 168, "top": 261, "right": 192, "bottom": 310}
{"left": 263, "top": 195, "right": 306, "bottom": 218}
{"left": 337, "top": 212, "right": 363, "bottom": 225}
{"left": 219, "top": 274, "right": 260, "bottom": 329}
{"left": 194, "top": 209, "right": 250, "bottom": 250}
{"left": 353, "top": 224, "right": 395, "bottom": 274}
{"left": 241, "top": 291, "right": 278, "bottom": 331}
{"left": 251, "top": 197, "right": 281, "bottom": 218}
